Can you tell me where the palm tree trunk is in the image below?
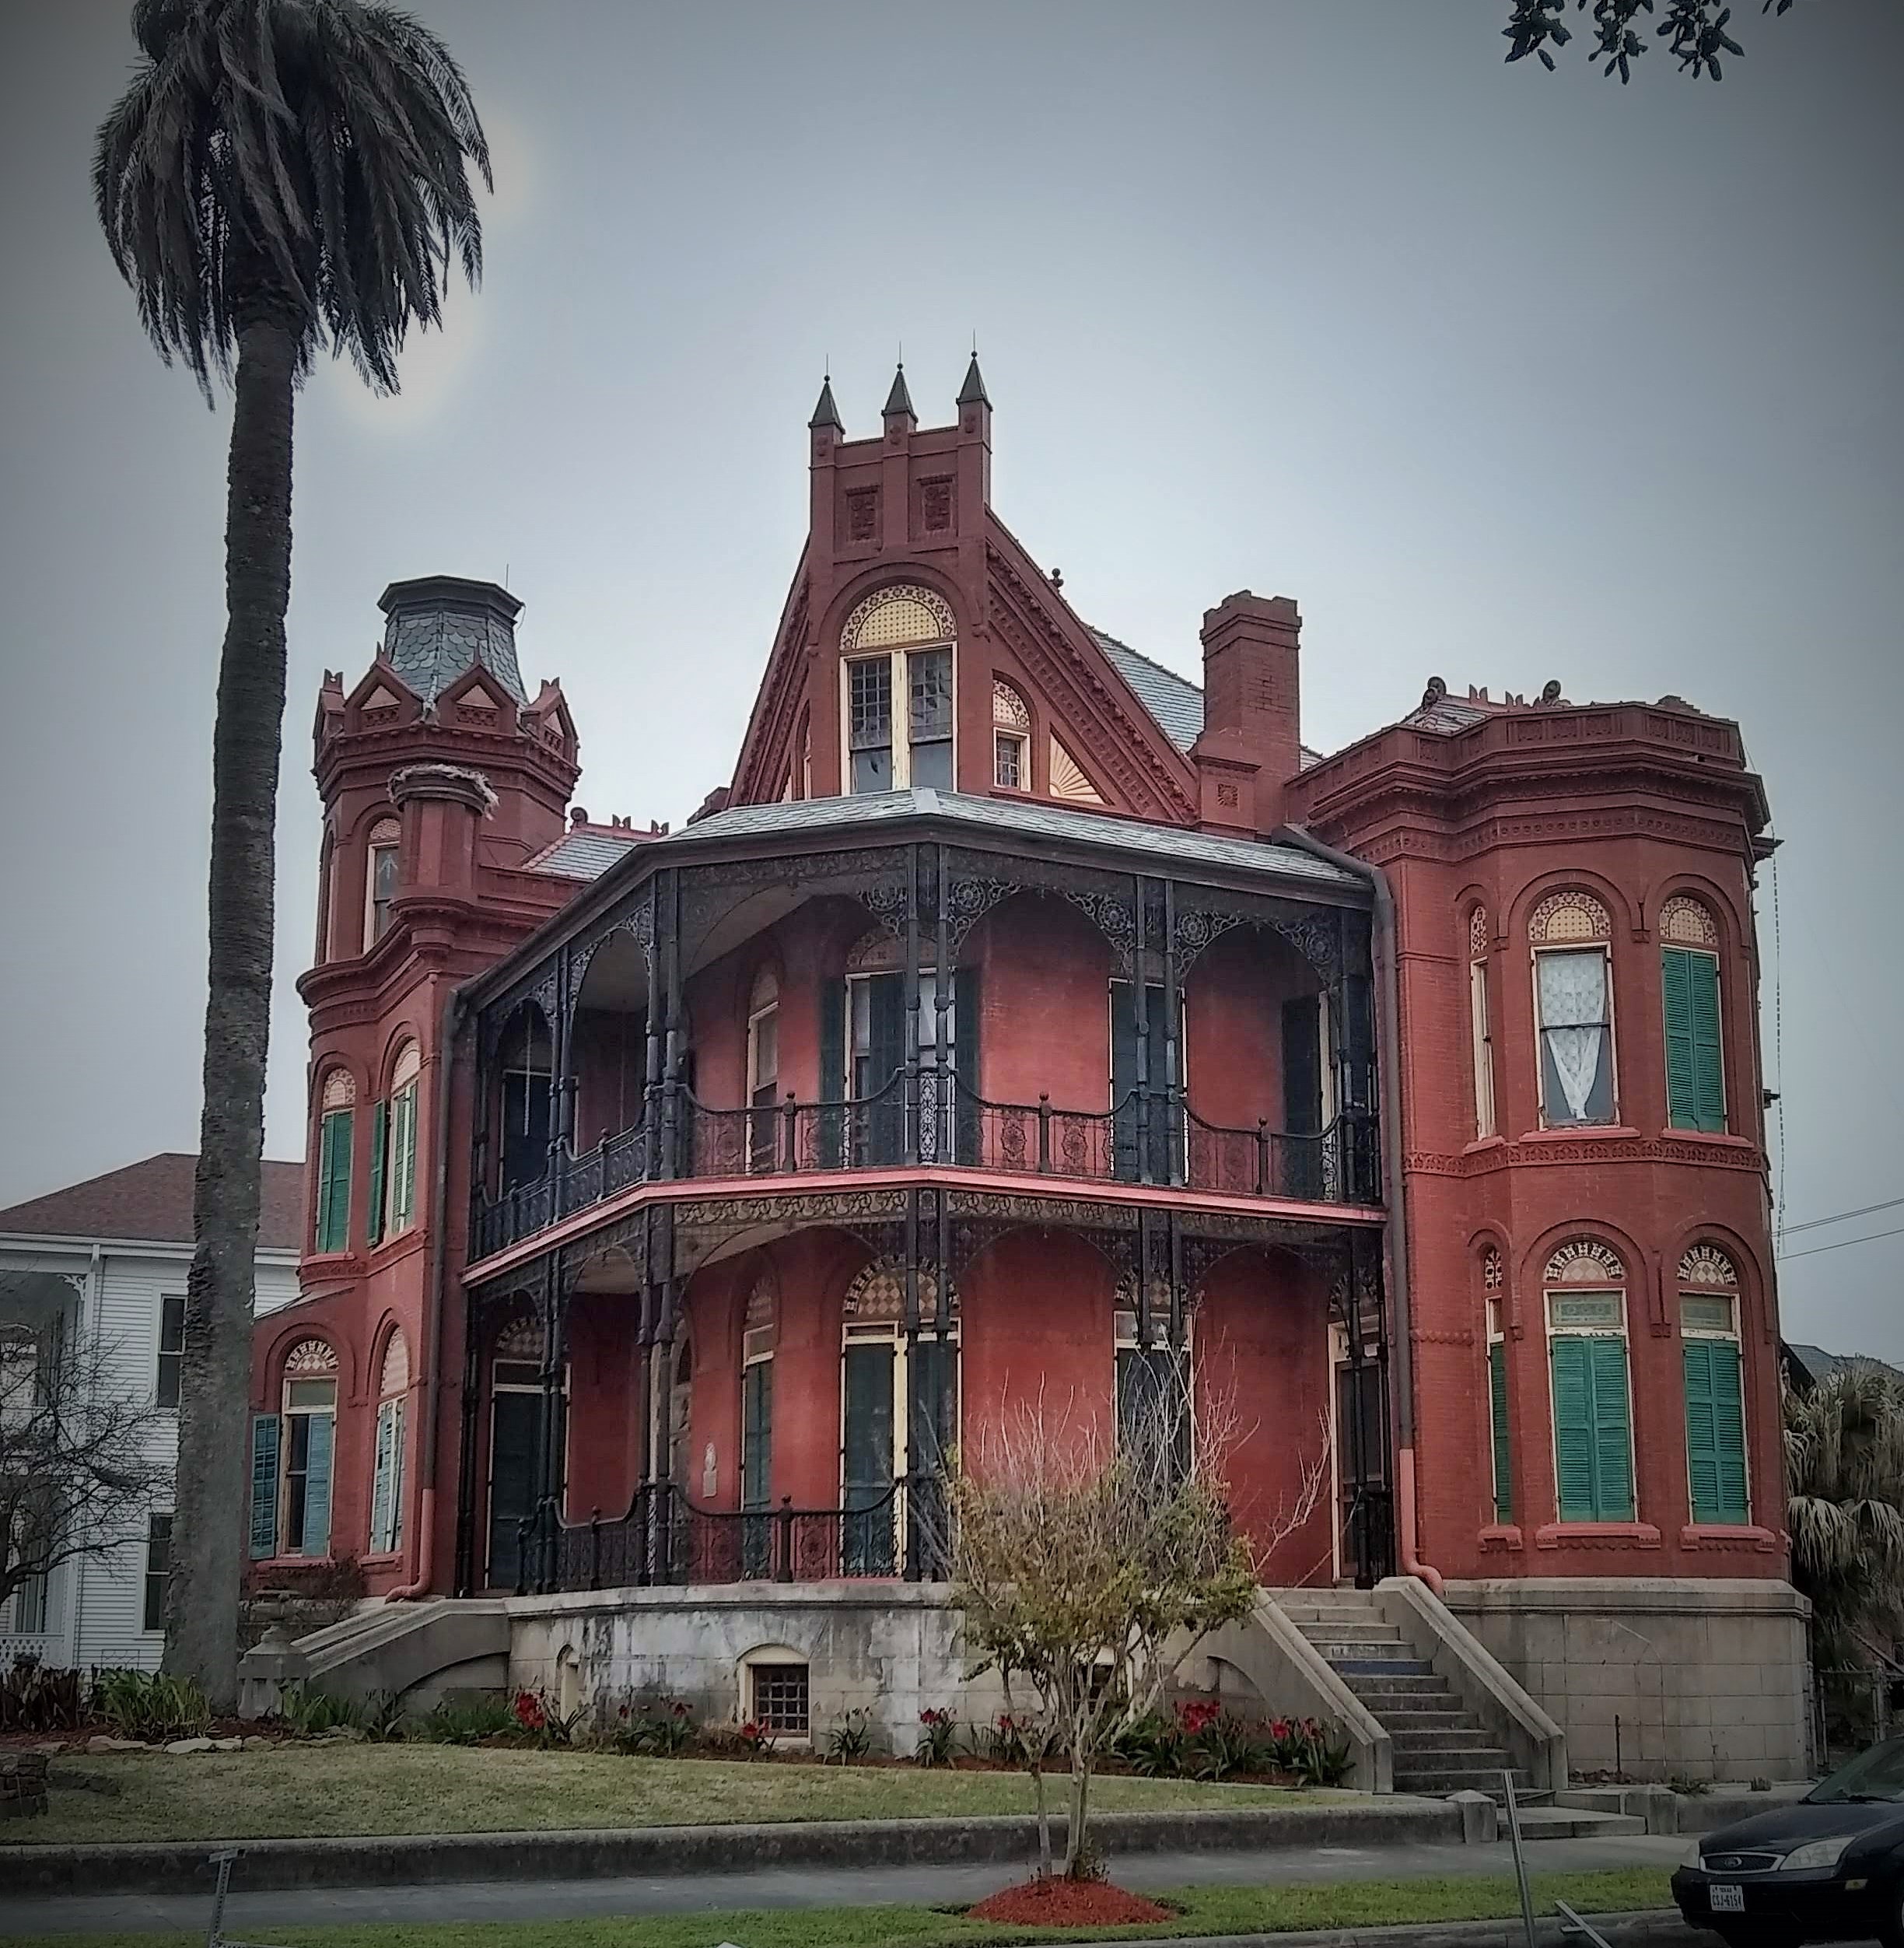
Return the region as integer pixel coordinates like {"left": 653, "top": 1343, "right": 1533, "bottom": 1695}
{"left": 163, "top": 315, "right": 297, "bottom": 1709}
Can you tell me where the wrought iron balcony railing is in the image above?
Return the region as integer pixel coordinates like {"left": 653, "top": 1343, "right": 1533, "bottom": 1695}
{"left": 512, "top": 1477, "right": 950, "bottom": 1594}
{"left": 471, "top": 1072, "right": 1380, "bottom": 1262}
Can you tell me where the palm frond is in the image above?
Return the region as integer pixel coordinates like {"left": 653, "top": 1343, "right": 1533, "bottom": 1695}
{"left": 96, "top": 0, "right": 489, "bottom": 395}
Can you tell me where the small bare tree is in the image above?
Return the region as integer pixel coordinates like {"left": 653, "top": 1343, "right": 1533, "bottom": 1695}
{"left": 0, "top": 1321, "right": 170, "bottom": 1617}
{"left": 933, "top": 1368, "right": 1328, "bottom": 1880}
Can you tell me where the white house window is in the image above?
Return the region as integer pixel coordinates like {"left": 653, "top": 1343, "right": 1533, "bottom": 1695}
{"left": 156, "top": 1293, "right": 185, "bottom": 1408}
{"left": 143, "top": 1513, "right": 172, "bottom": 1632}
{"left": 992, "top": 679, "right": 1031, "bottom": 790}
{"left": 1545, "top": 1242, "right": 1635, "bottom": 1524}
{"left": 1529, "top": 892, "right": 1616, "bottom": 1126}
{"left": 840, "top": 585, "right": 957, "bottom": 794}
{"left": 747, "top": 970, "right": 780, "bottom": 1172}
{"left": 364, "top": 818, "right": 401, "bottom": 949}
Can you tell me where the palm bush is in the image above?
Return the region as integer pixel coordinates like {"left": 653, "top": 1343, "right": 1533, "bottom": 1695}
{"left": 1787, "top": 1362, "right": 1904, "bottom": 1669}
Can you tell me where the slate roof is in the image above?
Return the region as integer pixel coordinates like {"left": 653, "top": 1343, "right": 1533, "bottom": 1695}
{"left": 1784, "top": 1342, "right": 1904, "bottom": 1389}
{"left": 528, "top": 827, "right": 656, "bottom": 881}
{"left": 380, "top": 579, "right": 529, "bottom": 706}
{"left": 532, "top": 787, "right": 1360, "bottom": 893}
{"left": 1090, "top": 630, "right": 1206, "bottom": 751}
{"left": 0, "top": 1154, "right": 306, "bottom": 1252}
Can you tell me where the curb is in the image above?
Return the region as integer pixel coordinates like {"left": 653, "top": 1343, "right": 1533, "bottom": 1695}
{"left": 0, "top": 1799, "right": 1466, "bottom": 1896}
{"left": 1077, "top": 1917, "right": 1703, "bottom": 1947}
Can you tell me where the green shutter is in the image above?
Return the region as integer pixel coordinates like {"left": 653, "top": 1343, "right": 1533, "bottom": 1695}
{"left": 1685, "top": 1337, "right": 1750, "bottom": 1524}
{"left": 1489, "top": 1341, "right": 1513, "bottom": 1522}
{"left": 954, "top": 966, "right": 981, "bottom": 1164}
{"left": 1664, "top": 949, "right": 1727, "bottom": 1132}
{"left": 316, "top": 1109, "right": 353, "bottom": 1253}
{"left": 391, "top": 1084, "right": 417, "bottom": 1229}
{"left": 366, "top": 1100, "right": 387, "bottom": 1247}
{"left": 818, "top": 982, "right": 845, "bottom": 1167}
{"left": 743, "top": 1361, "right": 773, "bottom": 1510}
{"left": 249, "top": 1414, "right": 280, "bottom": 1559}
{"left": 301, "top": 1410, "right": 334, "bottom": 1557}
{"left": 1589, "top": 1336, "right": 1636, "bottom": 1521}
{"left": 1550, "top": 1337, "right": 1597, "bottom": 1522}
{"left": 1552, "top": 1334, "right": 1635, "bottom": 1522}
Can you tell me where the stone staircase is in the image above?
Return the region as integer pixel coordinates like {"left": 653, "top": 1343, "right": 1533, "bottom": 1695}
{"left": 1280, "top": 1588, "right": 1532, "bottom": 1801}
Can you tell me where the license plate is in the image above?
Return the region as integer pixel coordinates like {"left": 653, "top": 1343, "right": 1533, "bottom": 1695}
{"left": 1709, "top": 1885, "right": 1745, "bottom": 1914}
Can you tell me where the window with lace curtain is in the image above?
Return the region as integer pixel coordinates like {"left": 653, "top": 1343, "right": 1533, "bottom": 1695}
{"left": 1529, "top": 893, "right": 1616, "bottom": 1126}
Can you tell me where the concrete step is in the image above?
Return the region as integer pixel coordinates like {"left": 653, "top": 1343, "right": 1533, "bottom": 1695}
{"left": 1329, "top": 1655, "right": 1437, "bottom": 1676}
{"left": 1513, "top": 1805, "right": 1647, "bottom": 1841}
{"left": 1338, "top": 1672, "right": 1450, "bottom": 1697}
{"left": 1294, "top": 1620, "right": 1408, "bottom": 1645}
{"left": 1396, "top": 1763, "right": 1529, "bottom": 1797}
{"left": 1377, "top": 1708, "right": 1483, "bottom": 1732}
{"left": 1389, "top": 1727, "right": 1499, "bottom": 1754}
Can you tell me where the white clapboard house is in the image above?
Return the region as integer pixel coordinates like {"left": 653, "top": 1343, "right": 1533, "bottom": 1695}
{"left": 0, "top": 1154, "right": 303, "bottom": 1668}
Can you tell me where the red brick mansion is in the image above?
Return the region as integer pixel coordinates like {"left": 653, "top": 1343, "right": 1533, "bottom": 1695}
{"left": 250, "top": 363, "right": 1801, "bottom": 1780}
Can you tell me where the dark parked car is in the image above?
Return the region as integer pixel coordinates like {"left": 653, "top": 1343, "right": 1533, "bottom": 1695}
{"left": 1675, "top": 1738, "right": 1904, "bottom": 1946}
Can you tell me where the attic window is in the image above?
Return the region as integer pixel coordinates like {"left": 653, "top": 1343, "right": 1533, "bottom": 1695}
{"left": 365, "top": 819, "right": 401, "bottom": 949}
{"left": 841, "top": 586, "right": 956, "bottom": 795}
{"left": 993, "top": 681, "right": 1030, "bottom": 790}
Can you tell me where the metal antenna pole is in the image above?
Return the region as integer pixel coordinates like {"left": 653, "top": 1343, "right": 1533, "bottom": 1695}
{"left": 204, "top": 1850, "right": 237, "bottom": 1948}
{"left": 1503, "top": 1770, "right": 1538, "bottom": 1948}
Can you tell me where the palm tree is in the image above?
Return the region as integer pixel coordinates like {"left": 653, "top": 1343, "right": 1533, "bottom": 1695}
{"left": 95, "top": 0, "right": 489, "bottom": 1705}
{"left": 1787, "top": 1361, "right": 1904, "bottom": 1671}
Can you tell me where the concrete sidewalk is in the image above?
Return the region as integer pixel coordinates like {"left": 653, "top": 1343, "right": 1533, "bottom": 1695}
{"left": 0, "top": 1831, "right": 1694, "bottom": 1936}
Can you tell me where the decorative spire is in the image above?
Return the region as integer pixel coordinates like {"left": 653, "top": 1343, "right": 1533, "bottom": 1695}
{"left": 883, "top": 361, "right": 915, "bottom": 419}
{"left": 957, "top": 352, "right": 990, "bottom": 408}
{"left": 808, "top": 373, "right": 843, "bottom": 432}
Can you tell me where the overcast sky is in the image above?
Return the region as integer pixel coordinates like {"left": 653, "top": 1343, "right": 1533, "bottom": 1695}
{"left": 1, "top": 1, "right": 1898, "bottom": 1353}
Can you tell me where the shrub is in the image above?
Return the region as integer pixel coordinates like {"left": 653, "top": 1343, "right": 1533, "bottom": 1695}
{"left": 1288, "top": 1717, "right": 1354, "bottom": 1788}
{"left": 0, "top": 1658, "right": 87, "bottom": 1734}
{"left": 95, "top": 1669, "right": 211, "bottom": 1743}
{"left": 736, "top": 1719, "right": 774, "bottom": 1757}
{"left": 824, "top": 1707, "right": 873, "bottom": 1764}
{"left": 981, "top": 1712, "right": 1030, "bottom": 1768}
{"left": 1110, "top": 1710, "right": 1185, "bottom": 1778}
{"left": 915, "top": 1708, "right": 958, "bottom": 1767}
{"left": 1188, "top": 1707, "right": 1265, "bottom": 1782}
{"left": 272, "top": 1680, "right": 362, "bottom": 1737}
{"left": 359, "top": 1690, "right": 408, "bottom": 1743}
{"left": 418, "top": 1697, "right": 519, "bottom": 1744}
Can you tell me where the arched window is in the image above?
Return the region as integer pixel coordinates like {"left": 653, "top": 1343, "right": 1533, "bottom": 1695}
{"left": 840, "top": 584, "right": 956, "bottom": 794}
{"left": 1483, "top": 1249, "right": 1510, "bottom": 1522}
{"left": 1543, "top": 1240, "right": 1634, "bottom": 1523}
{"left": 251, "top": 1339, "right": 338, "bottom": 1560}
{"left": 1679, "top": 1245, "right": 1749, "bottom": 1524}
{"left": 313, "top": 1070, "right": 356, "bottom": 1255}
{"left": 829, "top": 934, "right": 975, "bottom": 1168}
{"left": 370, "top": 1329, "right": 410, "bottom": 1554}
{"left": 1468, "top": 907, "right": 1495, "bottom": 1139}
{"left": 741, "top": 1281, "right": 775, "bottom": 1566}
{"left": 992, "top": 679, "right": 1031, "bottom": 790}
{"left": 747, "top": 971, "right": 779, "bottom": 1172}
{"left": 363, "top": 818, "right": 401, "bottom": 950}
{"left": 371, "top": 1042, "right": 422, "bottom": 1243}
{"left": 316, "top": 827, "right": 335, "bottom": 963}
{"left": 1529, "top": 893, "right": 1615, "bottom": 1127}
{"left": 1659, "top": 896, "right": 1726, "bottom": 1133}
{"left": 498, "top": 1007, "right": 553, "bottom": 1196}
{"left": 1116, "top": 1279, "right": 1192, "bottom": 1485}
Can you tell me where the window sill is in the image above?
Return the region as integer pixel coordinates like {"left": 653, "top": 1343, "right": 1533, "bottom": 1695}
{"left": 361, "top": 1550, "right": 404, "bottom": 1567}
{"left": 1661, "top": 1129, "right": 1755, "bottom": 1149}
{"left": 251, "top": 1556, "right": 338, "bottom": 1574}
{"left": 1680, "top": 1523, "right": 1778, "bottom": 1552}
{"left": 1519, "top": 1126, "right": 1640, "bottom": 1144}
{"left": 1535, "top": 1522, "right": 1661, "bottom": 1550}
{"left": 1479, "top": 1523, "right": 1524, "bottom": 1552}
{"left": 1462, "top": 1135, "right": 1508, "bottom": 1156}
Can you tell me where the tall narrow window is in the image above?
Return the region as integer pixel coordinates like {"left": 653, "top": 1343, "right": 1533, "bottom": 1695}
{"left": 1469, "top": 908, "right": 1496, "bottom": 1139}
{"left": 499, "top": 1008, "right": 553, "bottom": 1194}
{"left": 993, "top": 680, "right": 1031, "bottom": 790}
{"left": 1660, "top": 897, "right": 1727, "bottom": 1133}
{"left": 1109, "top": 980, "right": 1185, "bottom": 1184}
{"left": 313, "top": 1070, "right": 355, "bottom": 1254}
{"left": 156, "top": 1293, "right": 185, "bottom": 1408}
{"left": 370, "top": 1330, "right": 409, "bottom": 1554}
{"left": 363, "top": 818, "right": 401, "bottom": 949}
{"left": 1485, "top": 1253, "right": 1511, "bottom": 1522}
{"left": 1530, "top": 893, "right": 1616, "bottom": 1126}
{"left": 741, "top": 1281, "right": 775, "bottom": 1575}
{"left": 278, "top": 1340, "right": 338, "bottom": 1558}
{"left": 1680, "top": 1246, "right": 1749, "bottom": 1525}
{"left": 1116, "top": 1300, "right": 1192, "bottom": 1486}
{"left": 1545, "top": 1242, "right": 1635, "bottom": 1524}
{"left": 747, "top": 972, "right": 780, "bottom": 1172}
{"left": 316, "top": 829, "right": 335, "bottom": 962}
{"left": 840, "top": 585, "right": 957, "bottom": 794}
{"left": 142, "top": 1513, "right": 172, "bottom": 1632}
{"left": 485, "top": 1314, "right": 565, "bottom": 1589}
{"left": 383, "top": 1042, "right": 422, "bottom": 1235}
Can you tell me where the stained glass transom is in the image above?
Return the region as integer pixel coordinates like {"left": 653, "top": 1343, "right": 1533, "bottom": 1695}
{"left": 284, "top": 1338, "right": 338, "bottom": 1376}
{"left": 1545, "top": 1239, "right": 1626, "bottom": 1285}
{"left": 1529, "top": 892, "right": 1612, "bottom": 944}
{"left": 842, "top": 1258, "right": 957, "bottom": 1322}
{"left": 1678, "top": 1243, "right": 1738, "bottom": 1288}
{"left": 494, "top": 1312, "right": 544, "bottom": 1361}
{"left": 320, "top": 1068, "right": 357, "bottom": 1109}
{"left": 993, "top": 680, "right": 1031, "bottom": 732}
{"left": 1660, "top": 896, "right": 1720, "bottom": 947}
{"left": 1482, "top": 1249, "right": 1503, "bottom": 1292}
{"left": 1470, "top": 908, "right": 1490, "bottom": 957}
{"left": 842, "top": 585, "right": 954, "bottom": 653}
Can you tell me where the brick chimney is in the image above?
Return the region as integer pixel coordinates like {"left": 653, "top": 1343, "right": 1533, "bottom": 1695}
{"left": 1191, "top": 591, "right": 1302, "bottom": 833}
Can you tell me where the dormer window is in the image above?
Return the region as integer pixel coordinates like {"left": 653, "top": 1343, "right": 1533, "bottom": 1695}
{"left": 364, "top": 818, "right": 400, "bottom": 948}
{"left": 840, "top": 585, "right": 957, "bottom": 795}
{"left": 993, "top": 681, "right": 1031, "bottom": 790}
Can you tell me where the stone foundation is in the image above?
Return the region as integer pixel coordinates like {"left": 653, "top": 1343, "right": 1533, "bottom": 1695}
{"left": 1440, "top": 1577, "right": 1811, "bottom": 1783}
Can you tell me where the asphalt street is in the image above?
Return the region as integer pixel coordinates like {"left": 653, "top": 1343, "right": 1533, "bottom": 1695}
{"left": 0, "top": 1832, "right": 1710, "bottom": 1937}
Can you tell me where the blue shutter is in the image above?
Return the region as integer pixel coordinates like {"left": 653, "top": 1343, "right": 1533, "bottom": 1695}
{"left": 1589, "top": 1337, "right": 1636, "bottom": 1522}
{"left": 249, "top": 1414, "right": 280, "bottom": 1559}
{"left": 301, "top": 1411, "right": 334, "bottom": 1557}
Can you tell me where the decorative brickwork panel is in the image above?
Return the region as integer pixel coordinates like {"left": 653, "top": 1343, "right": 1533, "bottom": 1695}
{"left": 845, "top": 489, "right": 879, "bottom": 547}
{"left": 919, "top": 476, "right": 953, "bottom": 534}
{"left": 842, "top": 1257, "right": 957, "bottom": 1321}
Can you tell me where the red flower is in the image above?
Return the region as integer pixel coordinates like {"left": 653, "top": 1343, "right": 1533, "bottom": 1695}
{"left": 513, "top": 1690, "right": 546, "bottom": 1730}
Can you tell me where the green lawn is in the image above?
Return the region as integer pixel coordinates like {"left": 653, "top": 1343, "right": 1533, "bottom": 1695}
{"left": 0, "top": 1871, "right": 1678, "bottom": 1947}
{"left": 9, "top": 1747, "right": 1336, "bottom": 1846}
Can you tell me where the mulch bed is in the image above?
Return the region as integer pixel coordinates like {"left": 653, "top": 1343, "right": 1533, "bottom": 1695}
{"left": 968, "top": 1878, "right": 1175, "bottom": 1925}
